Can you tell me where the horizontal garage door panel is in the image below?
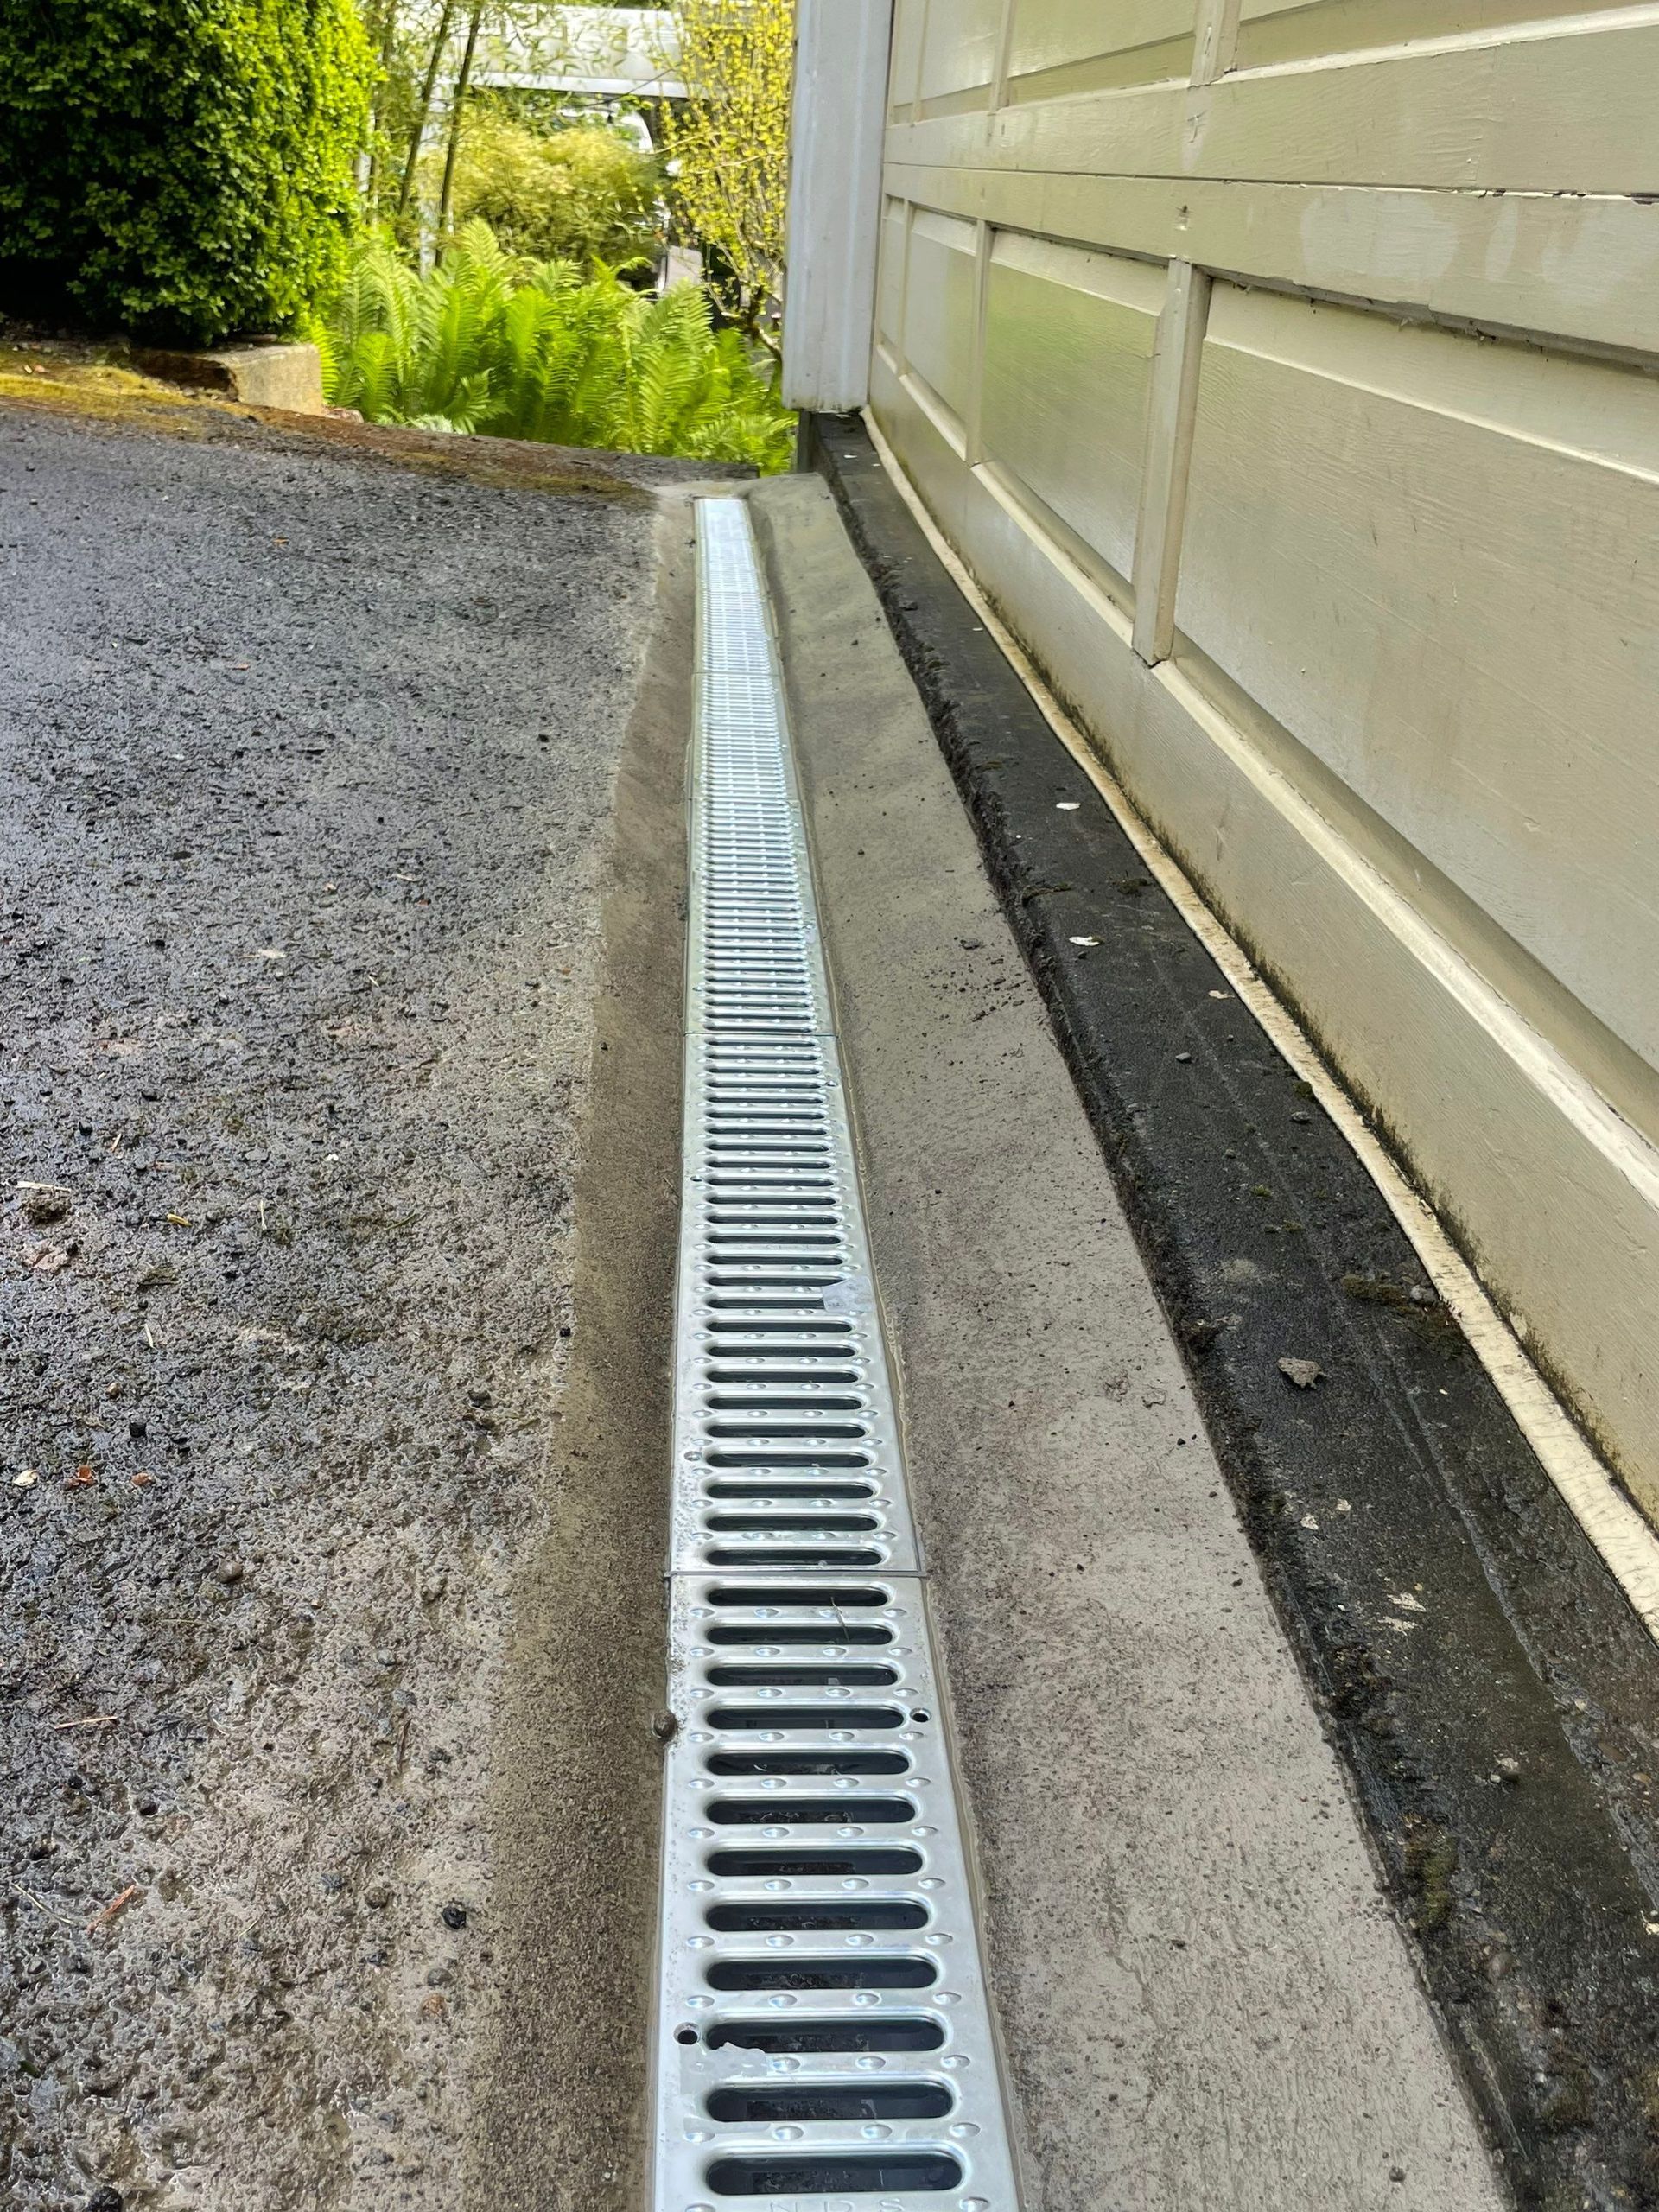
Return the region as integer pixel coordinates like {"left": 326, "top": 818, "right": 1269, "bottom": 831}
{"left": 1232, "top": 0, "right": 1641, "bottom": 68}
{"left": 1178, "top": 285, "right": 1659, "bottom": 1071}
{"left": 1200, "top": 16, "right": 1659, "bottom": 194}
{"left": 870, "top": 0, "right": 1659, "bottom": 1510}
{"left": 1006, "top": 0, "right": 1196, "bottom": 92}
{"left": 919, "top": 0, "right": 1003, "bottom": 104}
{"left": 888, "top": 0, "right": 926, "bottom": 113}
{"left": 981, "top": 233, "right": 1163, "bottom": 584}
{"left": 877, "top": 197, "right": 907, "bottom": 350}
{"left": 892, "top": 14, "right": 1659, "bottom": 194}
{"left": 902, "top": 209, "right": 979, "bottom": 429}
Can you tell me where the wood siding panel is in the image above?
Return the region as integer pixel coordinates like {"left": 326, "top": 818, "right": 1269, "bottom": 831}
{"left": 868, "top": 0, "right": 1659, "bottom": 1500}
{"left": 1006, "top": 0, "right": 1198, "bottom": 88}
{"left": 877, "top": 198, "right": 908, "bottom": 349}
{"left": 890, "top": 16, "right": 1659, "bottom": 194}
{"left": 882, "top": 165, "right": 1659, "bottom": 358}
{"left": 887, "top": 0, "right": 927, "bottom": 113}
{"left": 901, "top": 209, "right": 979, "bottom": 428}
{"left": 919, "top": 0, "right": 1004, "bottom": 102}
{"left": 1234, "top": 0, "right": 1640, "bottom": 66}
{"left": 1178, "top": 286, "right": 1659, "bottom": 1068}
{"left": 981, "top": 235, "right": 1164, "bottom": 582}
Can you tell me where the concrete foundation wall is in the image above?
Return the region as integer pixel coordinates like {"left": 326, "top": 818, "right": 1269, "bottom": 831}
{"left": 868, "top": 0, "right": 1659, "bottom": 1516}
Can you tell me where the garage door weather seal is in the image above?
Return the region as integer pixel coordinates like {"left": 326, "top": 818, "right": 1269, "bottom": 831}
{"left": 649, "top": 496, "right": 1022, "bottom": 2209}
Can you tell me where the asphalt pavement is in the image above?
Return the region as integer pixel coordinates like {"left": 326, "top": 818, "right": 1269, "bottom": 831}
{"left": 0, "top": 393, "right": 693, "bottom": 2212}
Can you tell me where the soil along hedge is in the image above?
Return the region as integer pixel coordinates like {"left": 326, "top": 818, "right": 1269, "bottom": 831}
{"left": 0, "top": 0, "right": 372, "bottom": 345}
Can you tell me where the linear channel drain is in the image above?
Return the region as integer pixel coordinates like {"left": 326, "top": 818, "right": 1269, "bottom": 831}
{"left": 652, "top": 499, "right": 1021, "bottom": 2209}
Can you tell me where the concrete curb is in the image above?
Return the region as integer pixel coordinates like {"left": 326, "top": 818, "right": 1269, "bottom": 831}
{"left": 753, "top": 472, "right": 1503, "bottom": 2212}
{"left": 132, "top": 340, "right": 324, "bottom": 413}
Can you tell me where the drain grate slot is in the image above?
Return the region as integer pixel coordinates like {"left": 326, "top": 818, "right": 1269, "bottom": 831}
{"left": 706, "top": 1661, "right": 899, "bottom": 1686}
{"left": 704, "top": 1450, "right": 872, "bottom": 1468}
{"left": 706, "top": 1849, "right": 925, "bottom": 1883}
{"left": 704, "top": 1480, "right": 875, "bottom": 1502}
{"left": 703, "top": 1295, "right": 837, "bottom": 1311}
{"left": 703, "top": 1583, "right": 885, "bottom": 1606}
{"left": 653, "top": 499, "right": 1021, "bottom": 2209}
{"left": 704, "top": 1393, "right": 865, "bottom": 1410}
{"left": 706, "top": 1419, "right": 869, "bottom": 1437}
{"left": 707, "top": 1796, "right": 917, "bottom": 1827}
{"left": 705, "top": 1510, "right": 879, "bottom": 1529}
{"left": 705, "top": 1895, "right": 925, "bottom": 1926}
{"left": 703, "top": 1315, "right": 849, "bottom": 1332}
{"left": 705, "top": 2017, "right": 944, "bottom": 2053}
{"left": 706, "top": 1751, "right": 910, "bottom": 1778}
{"left": 706, "top": 1955, "right": 937, "bottom": 1988}
{"left": 705, "top": 1706, "right": 907, "bottom": 1733}
{"left": 704, "top": 1547, "right": 886, "bottom": 1567}
{"left": 708, "top": 1366, "right": 861, "bottom": 1382}
{"left": 707, "top": 2082, "right": 950, "bottom": 2121}
{"left": 704, "top": 1620, "right": 893, "bottom": 1644}
{"left": 706, "top": 2152, "right": 964, "bottom": 2195}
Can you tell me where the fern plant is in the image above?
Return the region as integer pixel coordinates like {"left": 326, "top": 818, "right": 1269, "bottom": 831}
{"left": 321, "top": 223, "right": 794, "bottom": 472}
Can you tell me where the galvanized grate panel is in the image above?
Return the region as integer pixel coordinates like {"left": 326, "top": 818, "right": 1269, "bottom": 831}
{"left": 673, "top": 1031, "right": 919, "bottom": 1579}
{"left": 651, "top": 498, "right": 1021, "bottom": 2209}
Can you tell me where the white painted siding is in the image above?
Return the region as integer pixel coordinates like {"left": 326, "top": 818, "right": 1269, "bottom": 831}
{"left": 868, "top": 0, "right": 1659, "bottom": 1515}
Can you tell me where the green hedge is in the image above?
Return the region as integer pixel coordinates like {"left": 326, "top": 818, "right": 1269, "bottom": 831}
{"left": 0, "top": 0, "right": 372, "bottom": 346}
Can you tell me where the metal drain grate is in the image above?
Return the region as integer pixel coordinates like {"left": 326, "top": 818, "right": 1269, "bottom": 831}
{"left": 650, "top": 498, "right": 1021, "bottom": 2209}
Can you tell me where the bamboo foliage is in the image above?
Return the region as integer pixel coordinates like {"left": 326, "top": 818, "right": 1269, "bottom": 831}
{"left": 437, "top": 1, "right": 486, "bottom": 237}
{"left": 397, "top": 0, "right": 457, "bottom": 218}
{"left": 320, "top": 222, "right": 795, "bottom": 468}
{"left": 659, "top": 0, "right": 795, "bottom": 344}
